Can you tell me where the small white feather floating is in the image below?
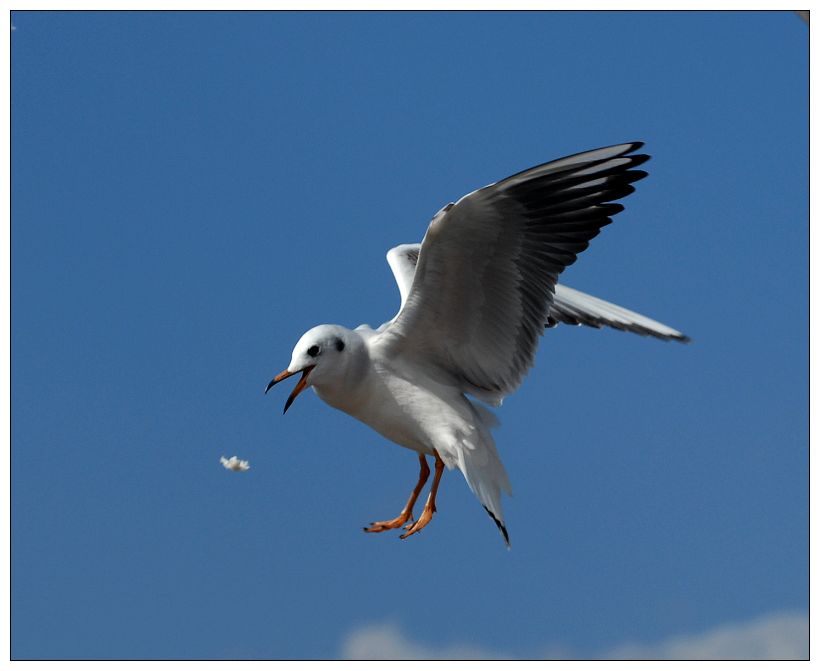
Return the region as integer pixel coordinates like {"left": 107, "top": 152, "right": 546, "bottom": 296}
{"left": 220, "top": 455, "right": 250, "bottom": 472}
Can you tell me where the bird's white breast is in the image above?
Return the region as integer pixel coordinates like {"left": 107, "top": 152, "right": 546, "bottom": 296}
{"left": 312, "top": 351, "right": 474, "bottom": 458}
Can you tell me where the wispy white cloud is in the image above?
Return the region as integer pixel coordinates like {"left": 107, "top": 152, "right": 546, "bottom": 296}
{"left": 604, "top": 611, "right": 808, "bottom": 660}
{"left": 341, "top": 622, "right": 504, "bottom": 660}
{"left": 340, "top": 611, "right": 808, "bottom": 660}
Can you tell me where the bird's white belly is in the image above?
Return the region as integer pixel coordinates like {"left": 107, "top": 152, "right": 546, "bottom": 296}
{"left": 312, "top": 365, "right": 469, "bottom": 457}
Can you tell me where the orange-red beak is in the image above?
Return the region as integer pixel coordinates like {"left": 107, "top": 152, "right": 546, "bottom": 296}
{"left": 265, "top": 365, "right": 315, "bottom": 414}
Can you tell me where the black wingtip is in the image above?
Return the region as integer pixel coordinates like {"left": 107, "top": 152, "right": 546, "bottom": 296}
{"left": 483, "top": 505, "right": 510, "bottom": 547}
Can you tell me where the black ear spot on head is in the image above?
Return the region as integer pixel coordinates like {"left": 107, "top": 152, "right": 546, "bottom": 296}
{"left": 335, "top": 339, "right": 345, "bottom": 352}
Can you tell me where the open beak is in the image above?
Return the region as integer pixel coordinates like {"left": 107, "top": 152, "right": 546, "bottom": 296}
{"left": 265, "top": 365, "right": 315, "bottom": 414}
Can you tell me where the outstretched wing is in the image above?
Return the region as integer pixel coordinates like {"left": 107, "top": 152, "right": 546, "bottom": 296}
{"left": 385, "top": 244, "right": 688, "bottom": 342}
{"left": 374, "top": 142, "right": 652, "bottom": 402}
{"left": 385, "top": 243, "right": 422, "bottom": 317}
{"left": 549, "top": 284, "right": 689, "bottom": 341}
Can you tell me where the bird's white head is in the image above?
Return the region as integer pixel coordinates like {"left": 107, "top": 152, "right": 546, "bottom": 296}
{"left": 265, "top": 324, "right": 358, "bottom": 414}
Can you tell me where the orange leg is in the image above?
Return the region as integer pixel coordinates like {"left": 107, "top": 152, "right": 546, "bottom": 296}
{"left": 400, "top": 451, "right": 445, "bottom": 540}
{"left": 363, "top": 454, "right": 430, "bottom": 533}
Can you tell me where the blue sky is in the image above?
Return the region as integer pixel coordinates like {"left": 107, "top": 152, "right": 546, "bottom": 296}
{"left": 11, "top": 10, "right": 807, "bottom": 660}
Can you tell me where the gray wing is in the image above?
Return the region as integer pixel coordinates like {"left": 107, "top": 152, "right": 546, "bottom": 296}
{"left": 384, "top": 247, "right": 689, "bottom": 342}
{"left": 374, "top": 142, "right": 654, "bottom": 403}
{"left": 549, "top": 284, "right": 689, "bottom": 341}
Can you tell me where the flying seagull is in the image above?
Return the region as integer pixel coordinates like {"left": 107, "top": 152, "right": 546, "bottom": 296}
{"left": 266, "top": 142, "right": 688, "bottom": 545}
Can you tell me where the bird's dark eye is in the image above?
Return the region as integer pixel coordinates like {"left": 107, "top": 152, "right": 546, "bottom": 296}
{"left": 335, "top": 339, "right": 345, "bottom": 352}
{"left": 307, "top": 345, "right": 320, "bottom": 357}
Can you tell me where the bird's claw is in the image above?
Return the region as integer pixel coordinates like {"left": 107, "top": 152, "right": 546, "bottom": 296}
{"left": 399, "top": 507, "right": 434, "bottom": 539}
{"left": 363, "top": 513, "right": 412, "bottom": 534}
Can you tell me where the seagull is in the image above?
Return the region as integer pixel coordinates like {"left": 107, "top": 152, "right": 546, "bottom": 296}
{"left": 266, "top": 142, "right": 688, "bottom": 545}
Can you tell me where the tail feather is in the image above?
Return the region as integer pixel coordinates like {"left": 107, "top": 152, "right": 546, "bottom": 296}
{"left": 455, "top": 401, "right": 512, "bottom": 546}
{"left": 483, "top": 506, "right": 510, "bottom": 546}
